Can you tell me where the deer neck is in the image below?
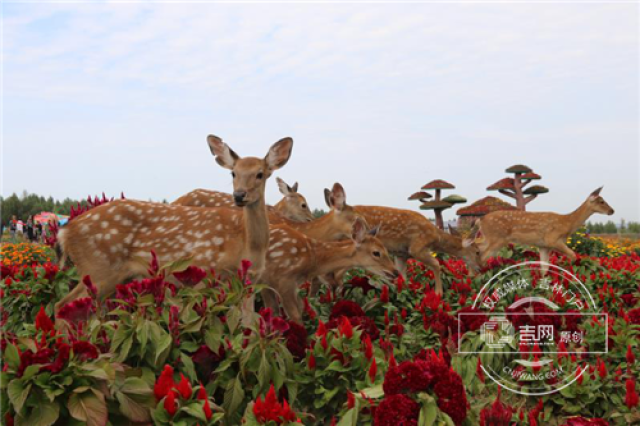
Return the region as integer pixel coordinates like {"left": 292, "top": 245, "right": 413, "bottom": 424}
{"left": 273, "top": 198, "right": 287, "bottom": 216}
{"left": 309, "top": 239, "right": 357, "bottom": 277}
{"left": 564, "top": 200, "right": 594, "bottom": 235}
{"left": 286, "top": 212, "right": 335, "bottom": 240}
{"left": 432, "top": 229, "right": 463, "bottom": 257}
{"left": 243, "top": 196, "right": 270, "bottom": 273}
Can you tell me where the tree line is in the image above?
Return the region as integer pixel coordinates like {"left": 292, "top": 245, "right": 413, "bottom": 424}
{"left": 586, "top": 220, "right": 640, "bottom": 235}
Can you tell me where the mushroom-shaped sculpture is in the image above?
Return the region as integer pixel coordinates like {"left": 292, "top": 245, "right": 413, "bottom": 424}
{"left": 442, "top": 194, "right": 467, "bottom": 205}
{"left": 456, "top": 196, "right": 518, "bottom": 228}
{"left": 408, "top": 191, "right": 432, "bottom": 202}
{"left": 420, "top": 200, "right": 453, "bottom": 230}
{"left": 505, "top": 164, "right": 532, "bottom": 174}
{"left": 523, "top": 185, "right": 549, "bottom": 195}
{"left": 488, "top": 165, "right": 547, "bottom": 210}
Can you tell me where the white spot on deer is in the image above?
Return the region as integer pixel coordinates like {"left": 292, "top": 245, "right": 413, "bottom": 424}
{"left": 80, "top": 224, "right": 89, "bottom": 233}
{"left": 216, "top": 224, "right": 223, "bottom": 231}
{"left": 213, "top": 237, "right": 224, "bottom": 246}
{"left": 290, "top": 247, "right": 297, "bottom": 254}
{"left": 105, "top": 234, "right": 112, "bottom": 241}
{"left": 123, "top": 219, "right": 133, "bottom": 227}
{"left": 110, "top": 229, "right": 118, "bottom": 235}
{"left": 92, "top": 214, "right": 101, "bottom": 221}
{"left": 108, "top": 206, "right": 116, "bottom": 213}
{"left": 270, "top": 251, "right": 284, "bottom": 258}
{"left": 95, "top": 234, "right": 103, "bottom": 241}
{"left": 100, "top": 221, "right": 108, "bottom": 229}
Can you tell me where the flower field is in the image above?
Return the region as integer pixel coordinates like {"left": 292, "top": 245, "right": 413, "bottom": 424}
{"left": 0, "top": 232, "right": 639, "bottom": 426}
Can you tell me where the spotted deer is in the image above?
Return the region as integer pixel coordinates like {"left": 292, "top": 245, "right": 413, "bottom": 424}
{"left": 172, "top": 178, "right": 314, "bottom": 223}
{"left": 262, "top": 217, "right": 399, "bottom": 323}
{"left": 54, "top": 135, "right": 293, "bottom": 312}
{"left": 466, "top": 187, "right": 614, "bottom": 270}
{"left": 324, "top": 204, "right": 483, "bottom": 295}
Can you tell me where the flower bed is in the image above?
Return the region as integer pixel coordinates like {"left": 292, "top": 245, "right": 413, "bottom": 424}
{"left": 0, "top": 230, "right": 639, "bottom": 425}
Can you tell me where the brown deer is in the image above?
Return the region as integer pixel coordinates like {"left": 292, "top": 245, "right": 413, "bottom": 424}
{"left": 172, "top": 178, "right": 314, "bottom": 223}
{"left": 261, "top": 217, "right": 399, "bottom": 323}
{"left": 466, "top": 187, "right": 615, "bottom": 268}
{"left": 322, "top": 204, "right": 483, "bottom": 296}
{"left": 54, "top": 135, "right": 293, "bottom": 312}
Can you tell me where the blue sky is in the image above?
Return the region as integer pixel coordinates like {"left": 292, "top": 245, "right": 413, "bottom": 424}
{"left": 2, "top": 2, "right": 638, "bottom": 223}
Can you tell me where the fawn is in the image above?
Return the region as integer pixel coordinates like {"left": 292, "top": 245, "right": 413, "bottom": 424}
{"left": 54, "top": 135, "right": 293, "bottom": 312}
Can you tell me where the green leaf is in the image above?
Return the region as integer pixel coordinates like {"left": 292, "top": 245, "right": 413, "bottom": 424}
{"left": 8, "top": 379, "right": 31, "bottom": 413}
{"left": 15, "top": 399, "right": 59, "bottom": 426}
{"left": 21, "top": 364, "right": 41, "bottom": 381}
{"left": 4, "top": 344, "right": 20, "bottom": 370}
{"left": 154, "top": 333, "right": 173, "bottom": 365}
{"left": 418, "top": 398, "right": 437, "bottom": 426}
{"left": 160, "top": 256, "right": 193, "bottom": 275}
{"left": 359, "top": 384, "right": 384, "bottom": 399}
{"left": 337, "top": 408, "right": 358, "bottom": 426}
{"left": 223, "top": 376, "right": 245, "bottom": 415}
{"left": 204, "top": 329, "right": 222, "bottom": 353}
{"left": 180, "top": 403, "right": 207, "bottom": 421}
{"left": 67, "top": 391, "right": 108, "bottom": 426}
{"left": 226, "top": 307, "right": 242, "bottom": 334}
{"left": 138, "top": 320, "right": 150, "bottom": 356}
{"left": 180, "top": 352, "right": 198, "bottom": 383}
{"left": 116, "top": 391, "right": 152, "bottom": 423}
{"left": 258, "top": 353, "right": 270, "bottom": 391}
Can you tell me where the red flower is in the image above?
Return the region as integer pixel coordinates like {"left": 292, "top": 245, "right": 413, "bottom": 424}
{"left": 347, "top": 390, "right": 355, "bottom": 409}
{"left": 373, "top": 394, "right": 420, "bottom": 426}
{"left": 164, "top": 390, "right": 178, "bottom": 417}
{"left": 155, "top": 365, "right": 176, "bottom": 401}
{"left": 308, "top": 352, "right": 316, "bottom": 370}
{"left": 477, "top": 358, "right": 485, "bottom": 383}
{"left": 302, "top": 297, "right": 316, "bottom": 320}
{"left": 72, "top": 341, "right": 99, "bottom": 361}
{"left": 480, "top": 390, "right": 513, "bottom": 426}
{"left": 253, "top": 384, "right": 296, "bottom": 424}
{"left": 457, "top": 306, "right": 488, "bottom": 333}
{"left": 56, "top": 297, "right": 95, "bottom": 325}
{"left": 173, "top": 266, "right": 207, "bottom": 287}
{"left": 368, "top": 358, "right": 377, "bottom": 382}
{"left": 562, "top": 417, "right": 609, "bottom": 426}
{"left": 363, "top": 335, "right": 373, "bottom": 360}
{"left": 82, "top": 275, "right": 98, "bottom": 300}
{"left": 597, "top": 358, "right": 607, "bottom": 379}
{"left": 329, "top": 300, "right": 365, "bottom": 320}
{"left": 625, "top": 378, "right": 639, "bottom": 409}
{"left": 347, "top": 275, "right": 375, "bottom": 293}
{"left": 284, "top": 321, "right": 307, "bottom": 361}
{"left": 40, "top": 342, "right": 70, "bottom": 374}
{"left": 176, "top": 374, "right": 193, "bottom": 400}
{"left": 338, "top": 317, "right": 353, "bottom": 339}
{"left": 626, "top": 345, "right": 635, "bottom": 365}
{"left": 191, "top": 345, "right": 225, "bottom": 379}
{"left": 35, "top": 306, "right": 54, "bottom": 333}
{"left": 197, "top": 384, "right": 213, "bottom": 420}
{"left": 380, "top": 285, "right": 390, "bottom": 303}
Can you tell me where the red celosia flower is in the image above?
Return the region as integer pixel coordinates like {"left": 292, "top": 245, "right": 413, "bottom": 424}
{"left": 155, "top": 365, "right": 176, "bottom": 401}
{"left": 238, "top": 259, "right": 252, "bottom": 284}
{"left": 284, "top": 321, "right": 307, "bottom": 361}
{"left": 164, "top": 390, "right": 178, "bottom": 416}
{"left": 316, "top": 320, "right": 327, "bottom": 337}
{"left": 373, "top": 394, "right": 420, "bottom": 426}
{"left": 380, "top": 285, "right": 390, "bottom": 303}
{"left": 56, "top": 297, "right": 95, "bottom": 325}
{"left": 626, "top": 345, "right": 635, "bottom": 365}
{"left": 82, "top": 275, "right": 98, "bottom": 300}
{"left": 308, "top": 352, "right": 316, "bottom": 370}
{"left": 477, "top": 358, "right": 485, "bottom": 383}
{"left": 253, "top": 384, "right": 296, "bottom": 424}
{"left": 173, "top": 266, "right": 207, "bottom": 287}
{"left": 72, "top": 341, "right": 99, "bottom": 361}
{"left": 347, "top": 275, "right": 375, "bottom": 293}
{"left": 191, "top": 344, "right": 225, "bottom": 379}
{"left": 368, "top": 358, "right": 377, "bottom": 382}
{"left": 480, "top": 389, "right": 513, "bottom": 426}
{"left": 259, "top": 308, "right": 290, "bottom": 337}
{"left": 347, "top": 390, "right": 355, "bottom": 409}
{"left": 329, "top": 300, "right": 365, "bottom": 320}
{"left": 176, "top": 374, "right": 193, "bottom": 400}
{"left": 197, "top": 383, "right": 213, "bottom": 420}
{"left": 35, "top": 306, "right": 54, "bottom": 333}
{"left": 457, "top": 306, "right": 488, "bottom": 333}
{"left": 363, "top": 335, "right": 373, "bottom": 360}
{"left": 40, "top": 342, "right": 70, "bottom": 374}
{"left": 625, "top": 378, "right": 639, "bottom": 409}
{"left": 562, "top": 417, "right": 609, "bottom": 426}
{"left": 338, "top": 317, "right": 353, "bottom": 339}
{"left": 302, "top": 297, "right": 316, "bottom": 320}
{"left": 597, "top": 358, "right": 607, "bottom": 379}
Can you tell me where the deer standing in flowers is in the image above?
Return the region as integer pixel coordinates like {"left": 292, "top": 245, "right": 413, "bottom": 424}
{"left": 262, "top": 217, "right": 399, "bottom": 323}
{"left": 54, "top": 135, "right": 293, "bottom": 313}
{"left": 173, "top": 178, "right": 315, "bottom": 223}
{"left": 466, "top": 187, "right": 615, "bottom": 270}
{"left": 323, "top": 203, "right": 483, "bottom": 296}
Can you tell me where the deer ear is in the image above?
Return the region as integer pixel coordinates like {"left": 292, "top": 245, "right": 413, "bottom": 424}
{"left": 265, "top": 137, "right": 293, "bottom": 171}
{"left": 368, "top": 224, "right": 381, "bottom": 237}
{"left": 208, "top": 135, "right": 239, "bottom": 170}
{"left": 351, "top": 217, "right": 368, "bottom": 245}
{"left": 448, "top": 224, "right": 460, "bottom": 237}
{"left": 291, "top": 182, "right": 299, "bottom": 193}
{"left": 276, "top": 178, "right": 292, "bottom": 196}
{"left": 590, "top": 186, "right": 603, "bottom": 198}
{"left": 324, "top": 188, "right": 333, "bottom": 208}
{"left": 331, "top": 183, "right": 347, "bottom": 211}
{"left": 462, "top": 238, "right": 474, "bottom": 248}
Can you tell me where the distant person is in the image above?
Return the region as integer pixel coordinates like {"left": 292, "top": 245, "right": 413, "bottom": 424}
{"left": 36, "top": 221, "right": 43, "bottom": 241}
{"left": 26, "top": 216, "right": 35, "bottom": 242}
{"left": 16, "top": 220, "right": 24, "bottom": 238}
{"left": 9, "top": 216, "right": 17, "bottom": 239}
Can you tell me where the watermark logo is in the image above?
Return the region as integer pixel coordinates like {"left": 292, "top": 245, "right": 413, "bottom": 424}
{"left": 458, "top": 261, "right": 607, "bottom": 396}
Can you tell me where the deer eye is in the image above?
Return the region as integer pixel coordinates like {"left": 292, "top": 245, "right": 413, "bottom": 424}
{"left": 373, "top": 251, "right": 381, "bottom": 258}
{"left": 301, "top": 204, "right": 307, "bottom": 209}
{"left": 231, "top": 172, "right": 236, "bottom": 178}
{"left": 256, "top": 172, "right": 264, "bottom": 179}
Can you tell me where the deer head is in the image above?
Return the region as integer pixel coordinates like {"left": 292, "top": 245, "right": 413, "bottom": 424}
{"left": 351, "top": 217, "right": 399, "bottom": 280}
{"left": 451, "top": 225, "right": 482, "bottom": 272}
{"left": 208, "top": 135, "right": 293, "bottom": 207}
{"left": 322, "top": 183, "right": 361, "bottom": 240}
{"left": 586, "top": 187, "right": 615, "bottom": 216}
{"left": 274, "top": 178, "right": 314, "bottom": 222}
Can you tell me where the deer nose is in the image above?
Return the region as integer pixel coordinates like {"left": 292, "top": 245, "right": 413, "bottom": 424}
{"left": 609, "top": 208, "right": 615, "bottom": 215}
{"left": 233, "top": 191, "right": 247, "bottom": 204}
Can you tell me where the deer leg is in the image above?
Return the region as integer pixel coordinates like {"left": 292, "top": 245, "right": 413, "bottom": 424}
{"left": 280, "top": 284, "right": 302, "bottom": 324}
{"left": 480, "top": 240, "right": 505, "bottom": 264}
{"left": 261, "top": 284, "right": 281, "bottom": 316}
{"left": 409, "top": 243, "right": 443, "bottom": 295}
{"left": 552, "top": 243, "right": 577, "bottom": 263}
{"left": 539, "top": 248, "right": 550, "bottom": 275}
{"left": 394, "top": 254, "right": 409, "bottom": 278}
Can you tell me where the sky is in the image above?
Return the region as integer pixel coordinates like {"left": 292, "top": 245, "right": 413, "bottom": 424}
{"left": 2, "top": 1, "right": 639, "bottom": 224}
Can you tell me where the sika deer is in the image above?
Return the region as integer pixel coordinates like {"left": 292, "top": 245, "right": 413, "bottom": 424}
{"left": 466, "top": 187, "right": 614, "bottom": 270}
{"left": 54, "top": 135, "right": 293, "bottom": 312}
{"left": 325, "top": 205, "right": 483, "bottom": 295}
{"left": 172, "top": 178, "right": 314, "bottom": 223}
{"left": 261, "top": 217, "right": 398, "bottom": 323}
